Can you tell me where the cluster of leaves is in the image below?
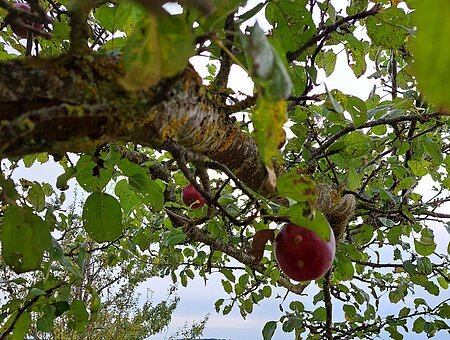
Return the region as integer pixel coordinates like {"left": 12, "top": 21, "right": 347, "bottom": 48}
{"left": 0, "top": 0, "right": 450, "bottom": 339}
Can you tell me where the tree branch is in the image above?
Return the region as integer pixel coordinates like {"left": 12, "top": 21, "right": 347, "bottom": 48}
{"left": 287, "top": 4, "right": 382, "bottom": 62}
{"left": 323, "top": 270, "right": 333, "bottom": 340}
{"left": 309, "top": 111, "right": 449, "bottom": 166}
{"left": 0, "top": 56, "right": 356, "bottom": 238}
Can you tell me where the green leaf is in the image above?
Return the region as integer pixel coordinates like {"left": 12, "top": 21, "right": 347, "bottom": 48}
{"left": 1, "top": 205, "right": 51, "bottom": 273}
{"left": 164, "top": 229, "right": 186, "bottom": 247}
{"left": 353, "top": 224, "right": 374, "bottom": 246}
{"left": 288, "top": 205, "right": 332, "bottom": 241}
{"left": 408, "top": 159, "right": 430, "bottom": 177}
{"left": 75, "top": 155, "right": 112, "bottom": 192}
{"left": 389, "top": 287, "right": 405, "bottom": 303}
{"left": 23, "top": 153, "right": 38, "bottom": 167}
{"left": 266, "top": 0, "right": 316, "bottom": 56}
{"left": 252, "top": 96, "right": 287, "bottom": 166}
{"left": 117, "top": 159, "right": 164, "bottom": 211}
{"left": 399, "top": 307, "right": 411, "bottom": 318}
{"left": 413, "top": 316, "right": 425, "bottom": 333}
{"left": 214, "top": 298, "right": 224, "bottom": 312}
{"left": 414, "top": 0, "right": 450, "bottom": 109}
{"left": 49, "top": 238, "right": 81, "bottom": 278}
{"left": 282, "top": 316, "right": 302, "bottom": 333}
{"left": 347, "top": 0, "right": 368, "bottom": 15}
{"left": 289, "top": 65, "right": 308, "bottom": 96}
{"left": 29, "top": 288, "right": 46, "bottom": 296}
{"left": 316, "top": 50, "right": 336, "bottom": 77}
{"left": 325, "top": 86, "right": 344, "bottom": 113}
{"left": 11, "top": 311, "right": 31, "bottom": 340}
{"left": 53, "top": 301, "right": 71, "bottom": 317}
{"left": 56, "top": 167, "right": 77, "bottom": 191}
{"left": 438, "top": 276, "right": 449, "bottom": 289}
{"left": 68, "top": 300, "right": 89, "bottom": 332}
{"left": 262, "top": 285, "right": 272, "bottom": 298}
{"left": 37, "top": 305, "right": 56, "bottom": 332}
{"left": 221, "top": 268, "right": 236, "bottom": 283}
{"left": 221, "top": 280, "right": 233, "bottom": 294}
{"left": 82, "top": 192, "right": 123, "bottom": 242}
{"left": 335, "top": 250, "right": 355, "bottom": 281}
{"left": 312, "top": 307, "right": 327, "bottom": 322}
{"left": 345, "top": 96, "right": 368, "bottom": 128}
{"left": 26, "top": 182, "right": 46, "bottom": 212}
{"left": 95, "top": 1, "right": 133, "bottom": 33}
{"left": 342, "top": 131, "right": 371, "bottom": 158}
{"left": 262, "top": 320, "right": 277, "bottom": 340}
{"left": 313, "top": 290, "right": 324, "bottom": 305}
{"left": 417, "top": 257, "right": 433, "bottom": 274}
{"left": 114, "top": 179, "right": 141, "bottom": 214}
{"left": 366, "top": 7, "right": 408, "bottom": 49}
{"left": 423, "top": 135, "right": 443, "bottom": 165}
{"left": 343, "top": 304, "right": 357, "bottom": 321}
{"left": 120, "top": 12, "right": 194, "bottom": 91}
{"left": 414, "top": 228, "right": 437, "bottom": 256}
{"left": 129, "top": 173, "right": 164, "bottom": 211}
{"left": 0, "top": 177, "right": 19, "bottom": 201}
{"left": 345, "top": 34, "right": 367, "bottom": 78}
{"left": 348, "top": 165, "right": 362, "bottom": 191}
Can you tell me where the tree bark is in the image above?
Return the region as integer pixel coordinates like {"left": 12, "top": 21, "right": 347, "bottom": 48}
{"left": 0, "top": 54, "right": 355, "bottom": 236}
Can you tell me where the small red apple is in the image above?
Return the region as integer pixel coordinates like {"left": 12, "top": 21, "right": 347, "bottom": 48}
{"left": 274, "top": 223, "right": 335, "bottom": 282}
{"left": 181, "top": 184, "right": 205, "bottom": 209}
{"left": 10, "top": 2, "right": 44, "bottom": 39}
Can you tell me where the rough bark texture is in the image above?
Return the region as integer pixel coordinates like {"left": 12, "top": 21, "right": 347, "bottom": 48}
{"left": 0, "top": 55, "right": 266, "bottom": 189}
{"left": 0, "top": 55, "right": 355, "bottom": 236}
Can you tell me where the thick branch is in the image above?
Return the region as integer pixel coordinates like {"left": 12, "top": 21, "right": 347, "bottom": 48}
{"left": 0, "top": 55, "right": 355, "bottom": 236}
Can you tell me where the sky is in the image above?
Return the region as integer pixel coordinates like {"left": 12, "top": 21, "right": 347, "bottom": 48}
{"left": 2, "top": 0, "right": 450, "bottom": 339}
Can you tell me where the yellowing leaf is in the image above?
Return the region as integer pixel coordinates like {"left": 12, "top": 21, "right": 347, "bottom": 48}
{"left": 414, "top": 0, "right": 450, "bottom": 109}
{"left": 252, "top": 97, "right": 287, "bottom": 166}
{"left": 120, "top": 12, "right": 194, "bottom": 91}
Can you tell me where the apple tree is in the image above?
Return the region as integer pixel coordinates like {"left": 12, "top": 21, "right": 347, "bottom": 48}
{"left": 0, "top": 0, "right": 449, "bottom": 338}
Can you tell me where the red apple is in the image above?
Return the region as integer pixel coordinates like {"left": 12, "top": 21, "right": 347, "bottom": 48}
{"left": 10, "top": 2, "right": 44, "bottom": 39}
{"left": 274, "top": 223, "right": 335, "bottom": 282}
{"left": 181, "top": 184, "right": 205, "bottom": 209}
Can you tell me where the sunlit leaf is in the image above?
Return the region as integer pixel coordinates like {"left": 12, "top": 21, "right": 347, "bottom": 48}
{"left": 414, "top": 0, "right": 450, "bottom": 109}
{"left": 120, "top": 12, "right": 194, "bottom": 91}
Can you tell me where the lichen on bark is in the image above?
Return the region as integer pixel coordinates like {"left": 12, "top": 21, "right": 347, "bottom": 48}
{"left": 0, "top": 56, "right": 356, "bottom": 239}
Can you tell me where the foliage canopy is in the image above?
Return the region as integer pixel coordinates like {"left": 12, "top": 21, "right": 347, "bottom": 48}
{"left": 0, "top": 0, "right": 450, "bottom": 339}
